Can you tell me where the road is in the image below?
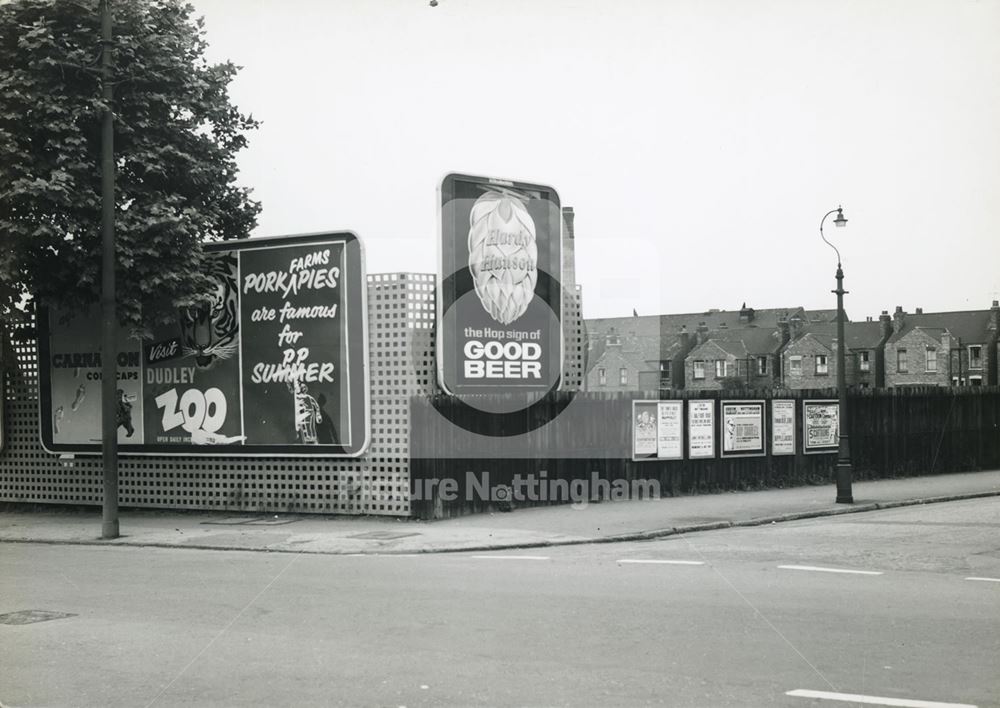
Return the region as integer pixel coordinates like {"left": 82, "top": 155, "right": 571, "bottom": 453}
{"left": 2, "top": 497, "right": 998, "bottom": 707}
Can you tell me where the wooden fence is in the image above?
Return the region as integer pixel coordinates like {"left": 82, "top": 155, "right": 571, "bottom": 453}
{"left": 409, "top": 387, "right": 1000, "bottom": 519}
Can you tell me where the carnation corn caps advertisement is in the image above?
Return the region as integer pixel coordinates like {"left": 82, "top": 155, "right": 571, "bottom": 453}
{"left": 438, "top": 173, "right": 562, "bottom": 400}
{"left": 37, "top": 232, "right": 369, "bottom": 456}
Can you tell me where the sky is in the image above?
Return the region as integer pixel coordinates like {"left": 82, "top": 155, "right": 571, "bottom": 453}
{"left": 192, "top": 0, "right": 1000, "bottom": 321}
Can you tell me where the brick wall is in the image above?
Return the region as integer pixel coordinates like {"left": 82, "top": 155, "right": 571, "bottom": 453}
{"left": 781, "top": 335, "right": 836, "bottom": 390}
{"left": 885, "top": 329, "right": 951, "bottom": 387}
{"left": 585, "top": 346, "right": 652, "bottom": 392}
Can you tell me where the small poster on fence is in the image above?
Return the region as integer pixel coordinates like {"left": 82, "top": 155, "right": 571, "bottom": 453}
{"left": 803, "top": 399, "right": 839, "bottom": 454}
{"left": 633, "top": 401, "right": 658, "bottom": 459}
{"left": 721, "top": 400, "right": 766, "bottom": 458}
{"left": 632, "top": 400, "right": 683, "bottom": 461}
{"left": 688, "top": 400, "right": 715, "bottom": 459}
{"left": 771, "top": 400, "right": 795, "bottom": 456}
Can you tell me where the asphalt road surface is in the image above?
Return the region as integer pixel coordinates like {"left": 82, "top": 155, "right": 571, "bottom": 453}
{"left": 2, "top": 497, "right": 998, "bottom": 707}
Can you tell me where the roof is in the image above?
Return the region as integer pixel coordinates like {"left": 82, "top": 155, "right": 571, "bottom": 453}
{"left": 886, "top": 309, "right": 996, "bottom": 345}
{"left": 789, "top": 321, "right": 887, "bottom": 352}
{"left": 587, "top": 344, "right": 652, "bottom": 375}
{"left": 844, "top": 321, "right": 887, "bottom": 350}
{"left": 587, "top": 331, "right": 681, "bottom": 369}
{"left": 586, "top": 304, "right": 814, "bottom": 339}
{"left": 802, "top": 309, "right": 842, "bottom": 323}
{"left": 687, "top": 328, "right": 783, "bottom": 359}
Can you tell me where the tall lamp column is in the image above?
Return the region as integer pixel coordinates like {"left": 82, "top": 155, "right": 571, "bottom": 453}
{"left": 820, "top": 206, "right": 852, "bottom": 504}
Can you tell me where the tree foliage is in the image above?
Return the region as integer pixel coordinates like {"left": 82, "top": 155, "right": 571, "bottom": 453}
{"left": 0, "top": 0, "right": 259, "bottom": 333}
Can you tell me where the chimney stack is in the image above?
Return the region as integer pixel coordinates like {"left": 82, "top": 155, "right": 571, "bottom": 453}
{"left": 915, "top": 307, "right": 923, "bottom": 315}
{"left": 893, "top": 306, "right": 906, "bottom": 333}
{"left": 778, "top": 317, "right": 791, "bottom": 345}
{"left": 739, "top": 302, "right": 755, "bottom": 324}
{"left": 879, "top": 310, "right": 892, "bottom": 341}
{"left": 790, "top": 314, "right": 804, "bottom": 340}
{"left": 696, "top": 321, "right": 709, "bottom": 344}
{"left": 990, "top": 300, "right": 1000, "bottom": 332}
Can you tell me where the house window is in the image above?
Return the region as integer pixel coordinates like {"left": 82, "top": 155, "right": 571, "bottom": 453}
{"left": 897, "top": 348, "right": 908, "bottom": 373}
{"left": 925, "top": 347, "right": 937, "bottom": 372}
{"left": 598, "top": 368, "right": 606, "bottom": 386}
{"left": 715, "top": 360, "right": 733, "bottom": 378}
{"left": 789, "top": 356, "right": 802, "bottom": 375}
{"left": 969, "top": 345, "right": 983, "bottom": 370}
{"left": 816, "top": 355, "right": 829, "bottom": 375}
{"left": 693, "top": 361, "right": 705, "bottom": 380}
{"left": 757, "top": 356, "right": 767, "bottom": 375}
{"left": 970, "top": 375, "right": 983, "bottom": 386}
{"left": 859, "top": 351, "right": 870, "bottom": 372}
{"left": 619, "top": 368, "right": 628, "bottom": 385}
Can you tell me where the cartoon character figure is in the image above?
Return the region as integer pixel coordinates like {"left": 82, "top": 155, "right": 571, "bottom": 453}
{"left": 116, "top": 388, "right": 135, "bottom": 437}
{"left": 288, "top": 378, "right": 321, "bottom": 444}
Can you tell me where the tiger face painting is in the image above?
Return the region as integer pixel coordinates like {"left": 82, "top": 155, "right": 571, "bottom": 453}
{"left": 178, "top": 253, "right": 240, "bottom": 368}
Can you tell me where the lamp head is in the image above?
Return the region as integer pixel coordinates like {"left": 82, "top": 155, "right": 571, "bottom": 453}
{"left": 834, "top": 206, "right": 847, "bottom": 227}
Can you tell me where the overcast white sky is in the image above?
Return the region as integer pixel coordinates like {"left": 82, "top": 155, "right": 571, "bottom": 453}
{"left": 193, "top": 0, "right": 1000, "bottom": 320}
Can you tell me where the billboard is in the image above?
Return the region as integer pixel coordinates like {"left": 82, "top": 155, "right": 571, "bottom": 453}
{"left": 38, "top": 232, "right": 369, "bottom": 456}
{"left": 437, "top": 173, "right": 562, "bottom": 400}
{"left": 803, "top": 399, "right": 839, "bottom": 454}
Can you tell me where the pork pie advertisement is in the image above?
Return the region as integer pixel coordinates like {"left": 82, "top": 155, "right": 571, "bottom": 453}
{"left": 438, "top": 173, "right": 563, "bottom": 398}
{"left": 37, "top": 233, "right": 369, "bottom": 456}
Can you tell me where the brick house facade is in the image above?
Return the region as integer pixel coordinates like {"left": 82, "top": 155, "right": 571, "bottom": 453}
{"left": 780, "top": 332, "right": 836, "bottom": 390}
{"left": 684, "top": 328, "right": 784, "bottom": 390}
{"left": 885, "top": 303, "right": 999, "bottom": 387}
{"left": 885, "top": 327, "right": 952, "bottom": 387}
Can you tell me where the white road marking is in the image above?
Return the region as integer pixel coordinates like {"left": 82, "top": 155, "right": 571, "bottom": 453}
{"left": 965, "top": 576, "right": 1000, "bottom": 583}
{"left": 469, "top": 555, "right": 550, "bottom": 561}
{"left": 786, "top": 688, "right": 977, "bottom": 707}
{"left": 617, "top": 559, "right": 705, "bottom": 565}
{"left": 778, "top": 565, "right": 883, "bottom": 576}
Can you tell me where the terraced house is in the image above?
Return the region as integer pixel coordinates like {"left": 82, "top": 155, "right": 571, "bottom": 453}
{"left": 884, "top": 303, "right": 1000, "bottom": 387}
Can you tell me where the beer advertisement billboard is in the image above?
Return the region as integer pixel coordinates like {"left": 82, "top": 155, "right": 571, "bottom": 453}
{"left": 37, "top": 232, "right": 369, "bottom": 456}
{"left": 438, "top": 173, "right": 563, "bottom": 399}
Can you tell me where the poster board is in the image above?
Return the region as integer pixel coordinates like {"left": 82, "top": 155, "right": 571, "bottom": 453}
{"left": 437, "top": 173, "right": 563, "bottom": 398}
{"left": 37, "top": 232, "right": 369, "bottom": 457}
{"left": 720, "top": 400, "right": 766, "bottom": 458}
{"left": 687, "top": 399, "right": 715, "bottom": 459}
{"left": 771, "top": 399, "right": 796, "bottom": 456}
{"left": 632, "top": 400, "right": 683, "bottom": 461}
{"left": 803, "top": 399, "right": 839, "bottom": 454}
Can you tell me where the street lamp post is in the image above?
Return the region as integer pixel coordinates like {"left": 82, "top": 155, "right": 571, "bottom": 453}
{"left": 820, "top": 206, "right": 852, "bottom": 504}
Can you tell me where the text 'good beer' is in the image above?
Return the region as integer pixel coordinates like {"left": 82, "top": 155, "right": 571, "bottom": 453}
{"left": 463, "top": 339, "right": 542, "bottom": 379}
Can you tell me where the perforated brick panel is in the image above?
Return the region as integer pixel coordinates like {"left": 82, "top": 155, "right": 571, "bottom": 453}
{"left": 0, "top": 273, "right": 435, "bottom": 516}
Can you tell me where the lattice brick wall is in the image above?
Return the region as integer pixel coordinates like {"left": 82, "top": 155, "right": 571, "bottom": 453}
{"left": 0, "top": 273, "right": 435, "bottom": 516}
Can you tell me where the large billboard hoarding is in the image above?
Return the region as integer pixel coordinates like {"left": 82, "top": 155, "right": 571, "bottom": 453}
{"left": 438, "top": 173, "right": 562, "bottom": 408}
{"left": 38, "top": 232, "right": 369, "bottom": 457}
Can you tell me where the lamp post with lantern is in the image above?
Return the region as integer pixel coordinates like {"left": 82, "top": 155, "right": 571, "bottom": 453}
{"left": 819, "top": 206, "right": 852, "bottom": 504}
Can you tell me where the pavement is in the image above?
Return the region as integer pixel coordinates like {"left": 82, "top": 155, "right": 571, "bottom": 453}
{"left": 1, "top": 469, "right": 999, "bottom": 555}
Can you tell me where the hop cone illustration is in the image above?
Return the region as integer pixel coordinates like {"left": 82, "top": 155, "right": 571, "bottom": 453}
{"left": 467, "top": 191, "right": 538, "bottom": 324}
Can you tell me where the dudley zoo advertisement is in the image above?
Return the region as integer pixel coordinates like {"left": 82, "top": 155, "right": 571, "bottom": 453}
{"left": 37, "top": 233, "right": 369, "bottom": 456}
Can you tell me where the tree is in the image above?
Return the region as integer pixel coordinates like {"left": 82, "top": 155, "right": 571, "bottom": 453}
{"left": 0, "top": 0, "right": 260, "bottom": 333}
